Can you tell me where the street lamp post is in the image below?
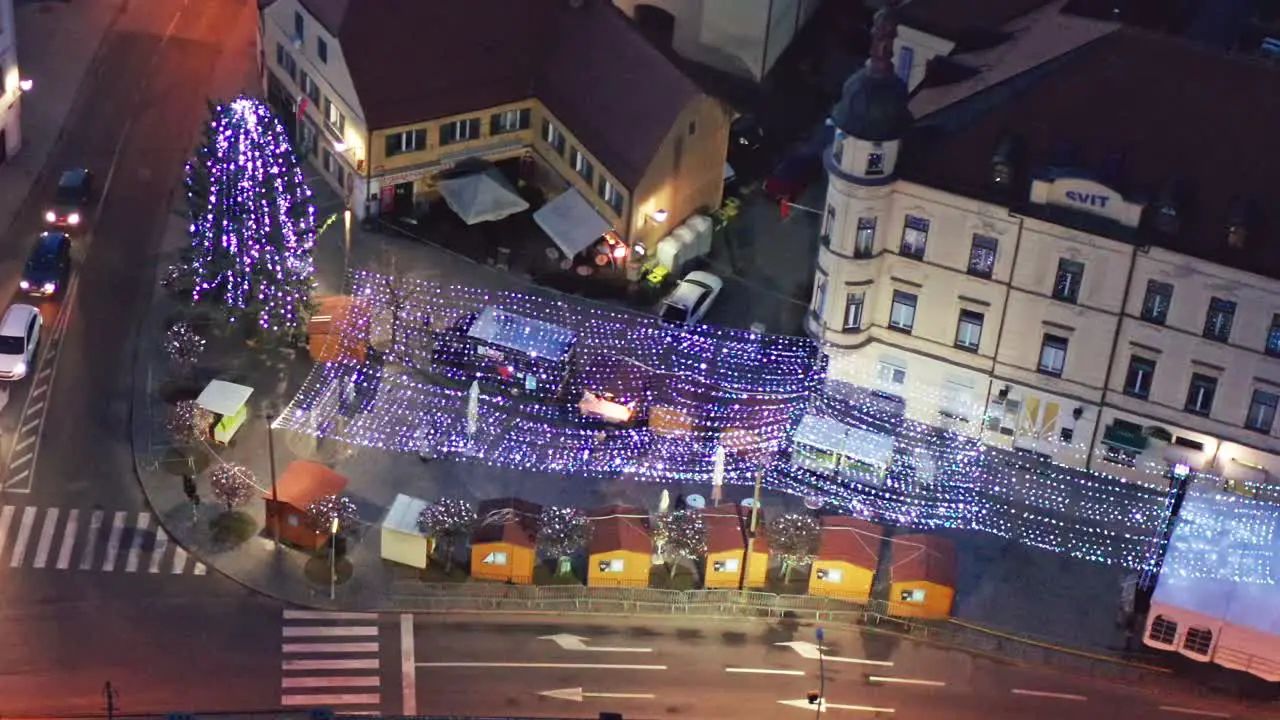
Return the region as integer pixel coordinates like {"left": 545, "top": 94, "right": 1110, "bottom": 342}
{"left": 739, "top": 469, "right": 764, "bottom": 592}
{"left": 815, "top": 627, "right": 826, "bottom": 717}
{"left": 266, "top": 412, "right": 280, "bottom": 546}
{"left": 330, "top": 516, "right": 340, "bottom": 600}
{"left": 343, "top": 208, "right": 353, "bottom": 279}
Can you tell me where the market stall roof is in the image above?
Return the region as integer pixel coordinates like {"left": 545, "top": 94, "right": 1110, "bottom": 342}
{"left": 467, "top": 306, "right": 576, "bottom": 361}
{"left": 382, "top": 493, "right": 430, "bottom": 536}
{"left": 196, "top": 380, "right": 254, "bottom": 416}
{"left": 587, "top": 505, "right": 652, "bottom": 555}
{"left": 890, "top": 533, "right": 958, "bottom": 587}
{"left": 533, "top": 188, "right": 612, "bottom": 258}
{"left": 794, "top": 414, "right": 896, "bottom": 463}
{"left": 818, "top": 516, "right": 885, "bottom": 569}
{"left": 705, "top": 506, "right": 746, "bottom": 554}
{"left": 437, "top": 170, "right": 530, "bottom": 225}
{"left": 266, "top": 460, "right": 349, "bottom": 508}
{"left": 472, "top": 497, "right": 542, "bottom": 548}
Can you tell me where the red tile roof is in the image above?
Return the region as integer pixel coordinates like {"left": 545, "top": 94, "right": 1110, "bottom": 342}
{"left": 817, "top": 516, "right": 884, "bottom": 569}
{"left": 704, "top": 507, "right": 745, "bottom": 554}
{"left": 889, "top": 533, "right": 957, "bottom": 588}
{"left": 297, "top": 0, "right": 701, "bottom": 189}
{"left": 587, "top": 505, "right": 652, "bottom": 555}
{"left": 472, "top": 497, "right": 541, "bottom": 549}
{"left": 269, "top": 460, "right": 349, "bottom": 508}
{"left": 903, "top": 28, "right": 1280, "bottom": 280}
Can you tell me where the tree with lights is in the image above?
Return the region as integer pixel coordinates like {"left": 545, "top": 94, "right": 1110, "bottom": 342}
{"left": 417, "top": 498, "right": 476, "bottom": 573}
{"left": 167, "top": 400, "right": 214, "bottom": 446}
{"left": 208, "top": 463, "right": 256, "bottom": 511}
{"left": 536, "top": 506, "right": 592, "bottom": 576}
{"left": 767, "top": 513, "right": 820, "bottom": 582}
{"left": 164, "top": 321, "right": 206, "bottom": 374}
{"left": 306, "top": 494, "right": 358, "bottom": 534}
{"left": 179, "top": 96, "right": 318, "bottom": 338}
{"left": 655, "top": 509, "right": 707, "bottom": 580}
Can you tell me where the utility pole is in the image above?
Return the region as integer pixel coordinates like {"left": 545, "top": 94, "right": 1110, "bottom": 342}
{"left": 266, "top": 412, "right": 280, "bottom": 546}
{"left": 739, "top": 469, "right": 764, "bottom": 592}
{"left": 103, "top": 681, "right": 118, "bottom": 720}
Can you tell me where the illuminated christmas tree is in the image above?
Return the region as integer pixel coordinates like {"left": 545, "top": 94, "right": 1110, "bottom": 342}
{"left": 655, "top": 510, "right": 707, "bottom": 579}
{"left": 767, "top": 513, "right": 820, "bottom": 582}
{"left": 536, "top": 506, "right": 591, "bottom": 576}
{"left": 181, "top": 96, "right": 317, "bottom": 336}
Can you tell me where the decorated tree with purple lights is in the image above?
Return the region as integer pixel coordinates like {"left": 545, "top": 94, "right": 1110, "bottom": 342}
{"left": 655, "top": 509, "right": 707, "bottom": 580}
{"left": 180, "top": 96, "right": 317, "bottom": 337}
{"left": 417, "top": 498, "right": 476, "bottom": 573}
{"left": 767, "top": 513, "right": 820, "bottom": 583}
{"left": 536, "top": 506, "right": 592, "bottom": 576}
{"left": 208, "top": 463, "right": 256, "bottom": 511}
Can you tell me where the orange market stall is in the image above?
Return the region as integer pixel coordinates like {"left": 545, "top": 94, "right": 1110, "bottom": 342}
{"left": 262, "top": 460, "right": 349, "bottom": 550}
{"left": 470, "top": 498, "right": 541, "bottom": 584}
{"left": 887, "top": 533, "right": 958, "bottom": 619}
{"left": 702, "top": 504, "right": 768, "bottom": 589}
{"left": 808, "top": 516, "right": 884, "bottom": 601}
{"left": 586, "top": 505, "right": 652, "bottom": 588}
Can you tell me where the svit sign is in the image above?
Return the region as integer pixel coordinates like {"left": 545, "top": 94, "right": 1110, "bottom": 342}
{"left": 1065, "top": 190, "right": 1110, "bottom": 208}
{"left": 1033, "top": 175, "right": 1144, "bottom": 228}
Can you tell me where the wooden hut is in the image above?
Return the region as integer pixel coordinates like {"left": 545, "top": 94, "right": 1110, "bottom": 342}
{"left": 469, "top": 498, "right": 541, "bottom": 584}
{"left": 808, "top": 516, "right": 884, "bottom": 601}
{"left": 380, "top": 493, "right": 433, "bottom": 569}
{"left": 887, "top": 533, "right": 958, "bottom": 619}
{"left": 586, "top": 505, "right": 652, "bottom": 588}
{"left": 703, "top": 504, "right": 768, "bottom": 589}
{"left": 262, "top": 460, "right": 349, "bottom": 550}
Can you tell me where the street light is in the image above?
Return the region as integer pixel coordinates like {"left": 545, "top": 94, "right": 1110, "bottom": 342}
{"left": 343, "top": 208, "right": 352, "bottom": 278}
{"left": 17, "top": 78, "right": 32, "bottom": 92}
{"left": 813, "top": 627, "right": 826, "bottom": 717}
{"left": 739, "top": 469, "right": 764, "bottom": 593}
{"left": 329, "top": 516, "right": 340, "bottom": 600}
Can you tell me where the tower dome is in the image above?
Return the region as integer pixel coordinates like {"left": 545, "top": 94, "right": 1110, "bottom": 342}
{"left": 831, "top": 6, "right": 913, "bottom": 142}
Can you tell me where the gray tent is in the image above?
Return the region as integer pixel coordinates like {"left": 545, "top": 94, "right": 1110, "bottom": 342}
{"left": 437, "top": 170, "right": 530, "bottom": 225}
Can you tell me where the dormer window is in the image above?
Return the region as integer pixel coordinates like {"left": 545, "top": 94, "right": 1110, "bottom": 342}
{"left": 992, "top": 161, "right": 1012, "bottom": 185}
{"left": 866, "top": 152, "right": 885, "bottom": 176}
{"left": 1227, "top": 198, "right": 1251, "bottom": 249}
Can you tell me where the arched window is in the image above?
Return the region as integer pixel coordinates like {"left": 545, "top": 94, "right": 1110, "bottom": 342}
{"left": 1183, "top": 627, "right": 1213, "bottom": 656}
{"left": 1148, "top": 615, "right": 1178, "bottom": 644}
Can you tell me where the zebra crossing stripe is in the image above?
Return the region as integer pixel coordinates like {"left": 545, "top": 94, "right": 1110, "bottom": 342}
{"left": 125, "top": 512, "right": 150, "bottom": 573}
{"left": 172, "top": 544, "right": 188, "bottom": 574}
{"left": 102, "top": 511, "right": 126, "bottom": 571}
{"left": 0, "top": 506, "right": 15, "bottom": 561}
{"left": 55, "top": 508, "right": 77, "bottom": 569}
{"left": 79, "top": 510, "right": 103, "bottom": 570}
{"left": 10, "top": 506, "right": 36, "bottom": 567}
{"left": 149, "top": 527, "right": 169, "bottom": 574}
{"left": 32, "top": 507, "right": 58, "bottom": 568}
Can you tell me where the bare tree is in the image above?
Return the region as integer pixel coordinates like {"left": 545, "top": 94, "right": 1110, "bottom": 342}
{"left": 208, "top": 463, "right": 256, "bottom": 511}
{"left": 655, "top": 510, "right": 708, "bottom": 580}
{"left": 768, "top": 513, "right": 821, "bottom": 583}
{"left": 536, "top": 506, "right": 592, "bottom": 576}
{"left": 417, "top": 498, "right": 476, "bottom": 573}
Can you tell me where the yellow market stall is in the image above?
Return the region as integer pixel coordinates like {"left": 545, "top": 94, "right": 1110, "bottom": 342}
{"left": 196, "top": 380, "right": 253, "bottom": 445}
{"left": 586, "top": 505, "right": 653, "bottom": 588}
{"left": 380, "top": 493, "right": 433, "bottom": 569}
{"left": 703, "top": 504, "right": 768, "bottom": 589}
{"left": 887, "top": 533, "right": 958, "bottom": 619}
{"left": 809, "top": 516, "right": 884, "bottom": 601}
{"left": 470, "top": 497, "right": 541, "bottom": 584}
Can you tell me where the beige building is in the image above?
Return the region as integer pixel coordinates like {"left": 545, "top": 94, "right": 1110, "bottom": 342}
{"left": 258, "top": 0, "right": 728, "bottom": 254}
{"left": 811, "top": 14, "right": 1280, "bottom": 496}
{"left": 0, "top": 0, "right": 23, "bottom": 161}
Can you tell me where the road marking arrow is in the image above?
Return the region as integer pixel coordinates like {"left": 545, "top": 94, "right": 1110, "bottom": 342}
{"left": 867, "top": 675, "right": 946, "bottom": 687}
{"left": 778, "top": 698, "right": 895, "bottom": 714}
{"left": 540, "top": 633, "right": 653, "bottom": 653}
{"left": 775, "top": 641, "right": 894, "bottom": 666}
{"left": 540, "top": 687, "right": 656, "bottom": 703}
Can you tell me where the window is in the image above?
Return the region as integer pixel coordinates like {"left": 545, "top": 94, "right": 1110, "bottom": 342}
{"left": 811, "top": 275, "right": 827, "bottom": 316}
{"left": 323, "top": 97, "right": 345, "bottom": 135}
{"left": 955, "top": 310, "right": 983, "bottom": 351}
{"left": 900, "top": 215, "right": 928, "bottom": 259}
{"left": 1268, "top": 314, "right": 1280, "bottom": 357}
{"left": 843, "top": 292, "right": 864, "bottom": 331}
{"left": 878, "top": 362, "right": 906, "bottom": 386}
{"left": 293, "top": 10, "right": 304, "bottom": 40}
{"left": 855, "top": 218, "right": 876, "bottom": 257}
{"left": 688, "top": 120, "right": 697, "bottom": 136}
{"left": 1060, "top": 427, "right": 1074, "bottom": 443}
{"left": 1148, "top": 616, "right": 1178, "bottom": 645}
{"left": 1124, "top": 356, "right": 1156, "bottom": 399}
{"left": 1053, "top": 259, "right": 1084, "bottom": 303}
{"left": 1183, "top": 628, "right": 1213, "bottom": 656}
{"left": 384, "top": 128, "right": 427, "bottom": 157}
{"left": 1246, "top": 389, "right": 1278, "bottom": 433}
{"left": 821, "top": 204, "right": 835, "bottom": 240}
{"left": 1203, "top": 297, "right": 1236, "bottom": 342}
{"left": 299, "top": 71, "right": 320, "bottom": 104}
{"left": 491, "top": 108, "right": 531, "bottom": 135}
{"left": 1185, "top": 373, "right": 1217, "bottom": 416}
{"left": 832, "top": 134, "right": 844, "bottom": 166}
{"left": 1038, "top": 334, "right": 1068, "bottom": 376}
{"left": 968, "top": 235, "right": 997, "bottom": 278}
{"left": 599, "top": 558, "right": 624, "bottom": 573}
{"left": 322, "top": 147, "right": 334, "bottom": 175}
{"left": 275, "top": 43, "right": 298, "bottom": 80}
{"left": 541, "top": 120, "right": 566, "bottom": 155}
{"left": 570, "top": 148, "right": 594, "bottom": 183}
{"left": 439, "top": 118, "right": 480, "bottom": 146}
{"left": 1141, "top": 280, "right": 1172, "bottom": 324}
{"left": 317, "top": 37, "right": 328, "bottom": 63}
{"left": 896, "top": 45, "right": 914, "bottom": 84}
{"left": 598, "top": 178, "right": 625, "bottom": 215}
{"left": 481, "top": 552, "right": 508, "bottom": 566}
{"left": 865, "top": 152, "right": 885, "bottom": 176}
{"left": 889, "top": 291, "right": 917, "bottom": 332}
{"left": 816, "top": 568, "right": 843, "bottom": 583}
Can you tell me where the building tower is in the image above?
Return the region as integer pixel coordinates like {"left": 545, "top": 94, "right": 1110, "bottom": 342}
{"left": 809, "top": 5, "right": 913, "bottom": 340}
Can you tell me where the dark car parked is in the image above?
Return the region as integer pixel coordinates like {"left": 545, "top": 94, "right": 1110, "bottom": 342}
{"left": 44, "top": 168, "right": 93, "bottom": 228}
{"left": 20, "top": 231, "right": 71, "bottom": 297}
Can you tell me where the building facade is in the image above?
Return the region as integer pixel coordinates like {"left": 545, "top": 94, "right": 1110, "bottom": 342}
{"left": 810, "top": 14, "right": 1280, "bottom": 496}
{"left": 612, "top": 0, "right": 824, "bottom": 81}
{"left": 0, "top": 0, "right": 22, "bottom": 162}
{"left": 259, "top": 0, "right": 728, "bottom": 251}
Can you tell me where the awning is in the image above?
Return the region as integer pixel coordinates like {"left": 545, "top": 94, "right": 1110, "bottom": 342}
{"left": 1102, "top": 424, "right": 1148, "bottom": 453}
{"left": 196, "top": 380, "right": 253, "bottom": 416}
{"left": 534, "top": 188, "right": 612, "bottom": 258}
{"left": 437, "top": 170, "right": 530, "bottom": 225}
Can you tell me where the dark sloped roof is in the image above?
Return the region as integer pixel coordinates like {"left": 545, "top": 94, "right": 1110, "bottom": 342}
{"left": 705, "top": 507, "right": 745, "bottom": 554}
{"left": 587, "top": 505, "right": 652, "bottom": 555}
{"left": 817, "top": 516, "right": 884, "bottom": 569}
{"left": 901, "top": 0, "right": 1057, "bottom": 40}
{"left": 890, "top": 533, "right": 957, "bottom": 587}
{"left": 900, "top": 28, "right": 1280, "bottom": 280}
{"left": 298, "top": 0, "right": 701, "bottom": 188}
{"left": 472, "top": 497, "right": 541, "bottom": 548}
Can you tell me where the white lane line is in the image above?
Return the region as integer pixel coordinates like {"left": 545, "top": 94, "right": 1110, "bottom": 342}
{"left": 283, "top": 659, "right": 379, "bottom": 671}
{"left": 55, "top": 508, "right": 78, "bottom": 569}
{"left": 1012, "top": 689, "right": 1088, "bottom": 701}
{"left": 0, "top": 505, "right": 16, "bottom": 560}
{"left": 1159, "top": 707, "right": 1232, "bottom": 718}
{"left": 401, "top": 614, "right": 416, "bottom": 716}
{"left": 30, "top": 384, "right": 47, "bottom": 398}
{"left": 78, "top": 509, "right": 103, "bottom": 570}
{"left": 417, "top": 662, "right": 667, "bottom": 671}
{"left": 280, "top": 694, "right": 380, "bottom": 707}
{"left": 8, "top": 506, "right": 36, "bottom": 567}
{"left": 171, "top": 544, "right": 189, "bottom": 574}
{"left": 283, "top": 626, "right": 379, "bottom": 638}
{"left": 12, "top": 436, "right": 34, "bottom": 453}
{"left": 282, "top": 677, "right": 381, "bottom": 688}
{"left": 19, "top": 421, "right": 37, "bottom": 434}
{"left": 23, "top": 401, "right": 43, "bottom": 417}
{"left": 101, "top": 511, "right": 126, "bottom": 571}
{"left": 284, "top": 610, "right": 380, "bottom": 621}
{"left": 726, "top": 667, "right": 805, "bottom": 676}
{"left": 31, "top": 507, "right": 59, "bottom": 568}
{"left": 10, "top": 452, "right": 33, "bottom": 469}
{"left": 149, "top": 527, "right": 168, "bottom": 573}
{"left": 4, "top": 469, "right": 29, "bottom": 489}
{"left": 35, "top": 368, "right": 50, "bottom": 380}
{"left": 283, "top": 643, "right": 380, "bottom": 654}
{"left": 124, "top": 511, "right": 150, "bottom": 572}
{"left": 193, "top": 562, "right": 206, "bottom": 575}
{"left": 867, "top": 676, "right": 946, "bottom": 687}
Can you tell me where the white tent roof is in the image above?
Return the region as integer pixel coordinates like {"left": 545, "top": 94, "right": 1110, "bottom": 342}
{"left": 534, "top": 188, "right": 612, "bottom": 258}
{"left": 793, "top": 414, "right": 895, "bottom": 467}
{"left": 383, "top": 493, "right": 430, "bottom": 535}
{"left": 437, "top": 170, "right": 529, "bottom": 225}
{"left": 196, "top": 380, "right": 253, "bottom": 416}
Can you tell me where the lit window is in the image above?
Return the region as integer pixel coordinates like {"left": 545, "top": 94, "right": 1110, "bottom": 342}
{"left": 843, "top": 292, "right": 864, "bottom": 331}
{"left": 491, "top": 108, "right": 531, "bottom": 134}
{"left": 1185, "top": 373, "right": 1217, "bottom": 416}
{"left": 440, "top": 118, "right": 481, "bottom": 146}
{"left": 542, "top": 120, "right": 566, "bottom": 154}
{"left": 855, "top": 218, "right": 876, "bottom": 258}
{"left": 570, "top": 148, "right": 594, "bottom": 183}
{"left": 1203, "top": 297, "right": 1235, "bottom": 342}
{"left": 900, "top": 216, "right": 928, "bottom": 259}
{"left": 1124, "top": 356, "right": 1155, "bottom": 399}
{"left": 1053, "top": 259, "right": 1084, "bottom": 304}
{"left": 482, "top": 552, "right": 509, "bottom": 566}
{"left": 1038, "top": 334, "right": 1068, "bottom": 376}
{"left": 889, "top": 291, "right": 916, "bottom": 332}
{"left": 955, "top": 310, "right": 983, "bottom": 351}
{"left": 968, "top": 235, "right": 997, "bottom": 278}
{"left": 1141, "top": 280, "right": 1172, "bottom": 324}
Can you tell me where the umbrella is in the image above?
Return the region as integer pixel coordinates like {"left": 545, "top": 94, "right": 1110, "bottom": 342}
{"left": 465, "top": 381, "right": 480, "bottom": 438}
{"left": 710, "top": 445, "right": 726, "bottom": 504}
{"left": 658, "top": 489, "right": 670, "bottom": 514}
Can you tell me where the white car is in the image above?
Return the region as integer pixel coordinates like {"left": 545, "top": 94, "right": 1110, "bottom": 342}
{"left": 0, "top": 304, "right": 41, "bottom": 381}
{"left": 659, "top": 270, "right": 723, "bottom": 326}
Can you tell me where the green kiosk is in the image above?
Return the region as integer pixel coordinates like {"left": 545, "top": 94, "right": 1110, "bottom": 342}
{"left": 196, "top": 379, "right": 255, "bottom": 446}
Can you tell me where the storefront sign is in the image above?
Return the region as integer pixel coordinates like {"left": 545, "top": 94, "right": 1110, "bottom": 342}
{"left": 1031, "top": 176, "right": 1144, "bottom": 227}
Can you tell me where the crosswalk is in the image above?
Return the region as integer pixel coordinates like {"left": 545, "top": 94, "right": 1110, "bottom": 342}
{"left": 282, "top": 609, "right": 384, "bottom": 712}
{"left": 0, "top": 505, "right": 207, "bottom": 575}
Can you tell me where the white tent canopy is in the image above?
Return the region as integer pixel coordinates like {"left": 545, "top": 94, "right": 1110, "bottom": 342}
{"left": 437, "top": 170, "right": 529, "bottom": 225}
{"left": 534, "top": 188, "right": 612, "bottom": 258}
